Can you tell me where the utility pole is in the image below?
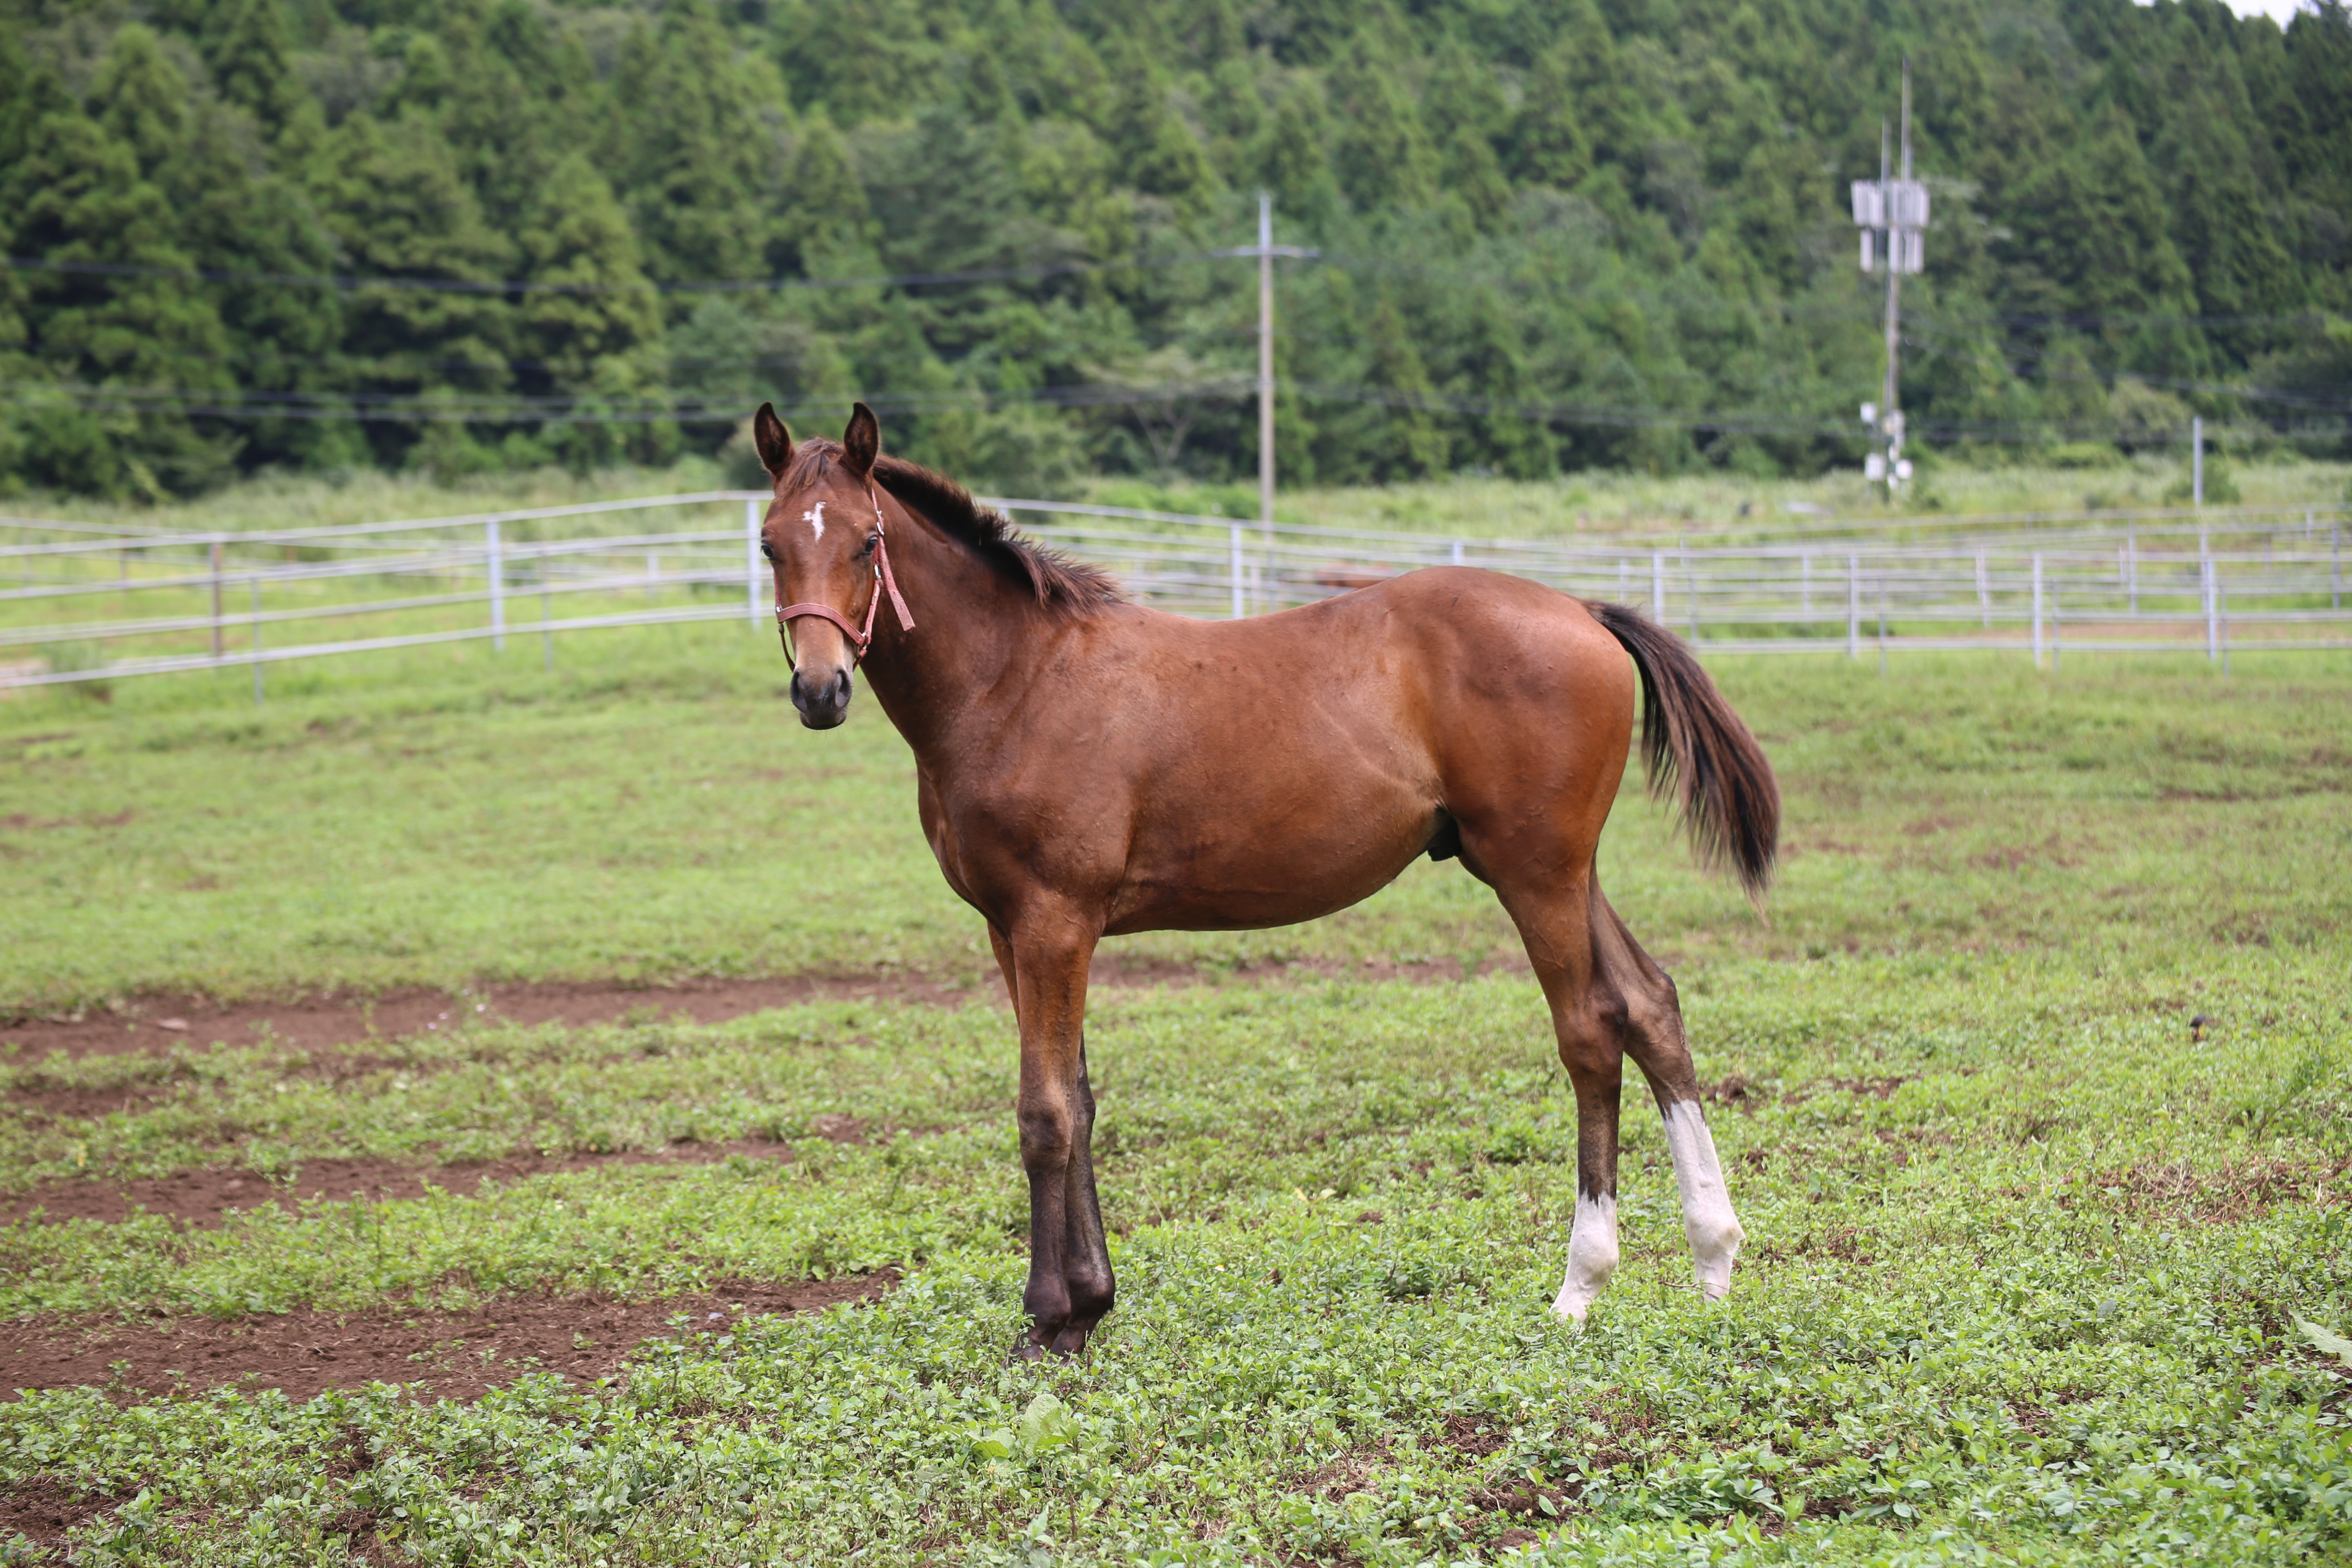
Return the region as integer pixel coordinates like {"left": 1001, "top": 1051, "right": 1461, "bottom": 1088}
{"left": 1852, "top": 59, "right": 1925, "bottom": 499}
{"left": 1216, "top": 195, "right": 1314, "bottom": 610}
{"left": 1258, "top": 194, "right": 1276, "bottom": 547}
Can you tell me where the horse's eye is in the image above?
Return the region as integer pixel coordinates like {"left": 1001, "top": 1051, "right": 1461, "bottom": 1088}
{"left": 860, "top": 532, "right": 879, "bottom": 557}
{"left": 760, "top": 541, "right": 777, "bottom": 562}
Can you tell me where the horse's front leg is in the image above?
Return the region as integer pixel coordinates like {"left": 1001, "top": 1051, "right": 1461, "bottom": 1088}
{"left": 1005, "top": 919, "right": 1115, "bottom": 1358}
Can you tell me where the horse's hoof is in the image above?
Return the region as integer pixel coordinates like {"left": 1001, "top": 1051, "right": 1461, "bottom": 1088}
{"left": 1688, "top": 1218, "right": 1744, "bottom": 1301}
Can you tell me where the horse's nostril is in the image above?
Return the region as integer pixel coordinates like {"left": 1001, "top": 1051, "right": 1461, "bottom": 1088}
{"left": 792, "top": 668, "right": 853, "bottom": 714}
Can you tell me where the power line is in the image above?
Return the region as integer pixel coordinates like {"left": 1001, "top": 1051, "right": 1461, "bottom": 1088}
{"left": 0, "top": 377, "right": 1257, "bottom": 426}
{"left": 7, "top": 325, "right": 1267, "bottom": 379}
{"left": 0, "top": 248, "right": 1234, "bottom": 297}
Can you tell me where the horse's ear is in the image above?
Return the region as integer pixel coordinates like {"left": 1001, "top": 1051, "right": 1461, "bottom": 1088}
{"left": 752, "top": 402, "right": 794, "bottom": 480}
{"left": 841, "top": 401, "right": 880, "bottom": 479}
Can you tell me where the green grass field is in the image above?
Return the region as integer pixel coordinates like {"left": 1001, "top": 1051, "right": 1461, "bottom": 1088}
{"left": 2, "top": 617, "right": 2349, "bottom": 1564}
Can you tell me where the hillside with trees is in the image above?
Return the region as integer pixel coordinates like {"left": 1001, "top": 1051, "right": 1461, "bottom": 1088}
{"left": 2, "top": 0, "right": 2348, "bottom": 499}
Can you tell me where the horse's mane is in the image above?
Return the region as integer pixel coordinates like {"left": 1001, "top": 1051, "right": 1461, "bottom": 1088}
{"left": 783, "top": 441, "right": 1123, "bottom": 617}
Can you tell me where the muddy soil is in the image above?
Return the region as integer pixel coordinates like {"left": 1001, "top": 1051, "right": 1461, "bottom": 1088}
{"left": 1, "top": 954, "right": 1524, "bottom": 1063}
{"left": 0, "top": 1476, "right": 126, "bottom": 1555}
{"left": 0, "top": 972, "right": 1002, "bottom": 1063}
{"left": 0, "top": 1140, "right": 817, "bottom": 1230}
{"left": 2, "top": 1270, "right": 895, "bottom": 1406}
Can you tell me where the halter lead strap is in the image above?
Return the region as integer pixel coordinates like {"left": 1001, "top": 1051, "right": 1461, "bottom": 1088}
{"left": 775, "top": 482, "right": 916, "bottom": 668}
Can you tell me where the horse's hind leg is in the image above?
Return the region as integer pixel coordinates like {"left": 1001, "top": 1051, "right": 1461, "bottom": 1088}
{"left": 1593, "top": 896, "right": 1745, "bottom": 1299}
{"left": 1496, "top": 878, "right": 1625, "bottom": 1323}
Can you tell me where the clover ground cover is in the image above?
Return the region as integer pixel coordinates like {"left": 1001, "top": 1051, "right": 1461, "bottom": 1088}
{"left": 1, "top": 631, "right": 2347, "bottom": 1563}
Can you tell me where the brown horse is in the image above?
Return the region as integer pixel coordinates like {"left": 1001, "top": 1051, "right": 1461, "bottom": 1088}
{"left": 753, "top": 402, "right": 1778, "bottom": 1356}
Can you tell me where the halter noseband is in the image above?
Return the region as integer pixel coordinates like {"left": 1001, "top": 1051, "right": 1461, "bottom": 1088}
{"left": 774, "top": 481, "right": 916, "bottom": 668}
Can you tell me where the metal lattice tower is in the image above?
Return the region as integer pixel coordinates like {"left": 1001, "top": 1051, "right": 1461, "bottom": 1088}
{"left": 1851, "top": 59, "right": 1927, "bottom": 494}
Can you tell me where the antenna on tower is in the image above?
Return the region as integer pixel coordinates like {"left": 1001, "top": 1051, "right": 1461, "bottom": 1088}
{"left": 1851, "top": 58, "right": 1927, "bottom": 496}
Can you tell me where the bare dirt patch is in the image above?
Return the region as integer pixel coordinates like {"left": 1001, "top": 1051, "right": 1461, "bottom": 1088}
{"left": 0, "top": 974, "right": 999, "bottom": 1063}
{"left": 1439, "top": 1414, "right": 1508, "bottom": 1457}
{"left": 2, "top": 954, "right": 1532, "bottom": 1064}
{"left": 2095, "top": 1156, "right": 2349, "bottom": 1223}
{"left": 2, "top": 1271, "right": 894, "bottom": 1405}
{"left": 0, "top": 1475, "right": 129, "bottom": 1553}
{"left": 4, "top": 1078, "right": 172, "bottom": 1123}
{"left": 0, "top": 1142, "right": 799, "bottom": 1230}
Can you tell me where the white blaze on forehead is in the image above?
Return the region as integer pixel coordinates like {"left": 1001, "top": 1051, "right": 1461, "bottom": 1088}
{"left": 1552, "top": 1191, "right": 1619, "bottom": 1324}
{"left": 802, "top": 501, "right": 826, "bottom": 540}
{"left": 1661, "top": 1098, "right": 1744, "bottom": 1300}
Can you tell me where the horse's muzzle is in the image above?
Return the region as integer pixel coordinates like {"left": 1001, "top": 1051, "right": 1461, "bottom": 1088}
{"left": 791, "top": 666, "right": 853, "bottom": 728}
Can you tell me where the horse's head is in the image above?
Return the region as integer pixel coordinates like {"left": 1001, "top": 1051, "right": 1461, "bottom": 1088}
{"left": 754, "top": 400, "right": 899, "bottom": 729}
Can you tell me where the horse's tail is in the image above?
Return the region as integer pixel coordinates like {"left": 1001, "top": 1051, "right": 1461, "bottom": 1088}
{"left": 1582, "top": 599, "right": 1780, "bottom": 901}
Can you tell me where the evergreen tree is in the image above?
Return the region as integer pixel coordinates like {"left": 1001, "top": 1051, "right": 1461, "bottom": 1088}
{"left": 1423, "top": 41, "right": 1513, "bottom": 231}
{"left": 1, "top": 0, "right": 2347, "bottom": 494}
{"left": 1509, "top": 39, "right": 1596, "bottom": 192}
{"left": 1999, "top": 110, "right": 2198, "bottom": 343}
{"left": 1327, "top": 32, "right": 1441, "bottom": 214}
{"left": 197, "top": 0, "right": 310, "bottom": 138}
{"left": 613, "top": 0, "right": 778, "bottom": 286}
{"left": 1361, "top": 290, "right": 1447, "bottom": 479}
{"left": 7, "top": 101, "right": 239, "bottom": 497}
{"left": 1446, "top": 290, "right": 1556, "bottom": 479}
{"left": 1106, "top": 53, "right": 1221, "bottom": 217}
{"left": 1252, "top": 77, "right": 1339, "bottom": 224}
{"left": 314, "top": 109, "right": 517, "bottom": 466}
{"left": 773, "top": 114, "right": 877, "bottom": 278}
{"left": 517, "top": 153, "right": 670, "bottom": 471}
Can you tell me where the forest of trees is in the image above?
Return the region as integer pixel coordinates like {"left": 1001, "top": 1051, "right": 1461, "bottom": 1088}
{"left": 2, "top": 0, "right": 2348, "bottom": 499}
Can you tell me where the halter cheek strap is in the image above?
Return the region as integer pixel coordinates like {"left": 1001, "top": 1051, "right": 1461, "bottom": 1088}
{"left": 775, "top": 482, "right": 916, "bottom": 668}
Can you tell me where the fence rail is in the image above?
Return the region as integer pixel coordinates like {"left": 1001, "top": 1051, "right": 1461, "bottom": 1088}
{"left": 5, "top": 494, "right": 2348, "bottom": 693}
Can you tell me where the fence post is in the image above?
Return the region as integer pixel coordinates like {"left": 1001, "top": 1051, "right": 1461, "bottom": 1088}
{"left": 746, "top": 499, "right": 764, "bottom": 626}
{"left": 2203, "top": 538, "right": 2218, "bottom": 662}
{"left": 1229, "top": 521, "right": 1244, "bottom": 620}
{"left": 2051, "top": 580, "right": 2060, "bottom": 673}
{"left": 2031, "top": 554, "right": 2044, "bottom": 667}
{"left": 1846, "top": 553, "right": 1860, "bottom": 659}
{"left": 1877, "top": 575, "right": 1887, "bottom": 676}
{"left": 2219, "top": 573, "right": 2230, "bottom": 677}
{"left": 1450, "top": 537, "right": 1463, "bottom": 566}
{"left": 1801, "top": 553, "right": 1811, "bottom": 616}
{"left": 1686, "top": 550, "right": 1698, "bottom": 641}
{"left": 2334, "top": 525, "right": 2342, "bottom": 612}
{"left": 487, "top": 519, "right": 505, "bottom": 651}
{"left": 1976, "top": 549, "right": 1989, "bottom": 627}
{"left": 1651, "top": 551, "right": 1665, "bottom": 622}
{"left": 250, "top": 575, "right": 264, "bottom": 703}
{"left": 209, "top": 538, "right": 224, "bottom": 659}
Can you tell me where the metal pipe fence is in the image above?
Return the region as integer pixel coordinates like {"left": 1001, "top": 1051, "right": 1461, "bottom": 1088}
{"left": 4, "top": 494, "right": 2347, "bottom": 693}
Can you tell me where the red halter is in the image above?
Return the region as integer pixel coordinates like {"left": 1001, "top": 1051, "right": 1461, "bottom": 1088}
{"left": 775, "top": 482, "right": 915, "bottom": 668}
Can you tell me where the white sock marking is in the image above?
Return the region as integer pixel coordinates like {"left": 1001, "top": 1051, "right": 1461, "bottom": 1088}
{"left": 802, "top": 501, "right": 825, "bottom": 540}
{"left": 1662, "top": 1098, "right": 1744, "bottom": 1300}
{"left": 1552, "top": 1192, "right": 1619, "bottom": 1324}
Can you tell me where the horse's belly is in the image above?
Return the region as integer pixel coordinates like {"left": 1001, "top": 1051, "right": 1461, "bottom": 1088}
{"left": 1100, "top": 793, "right": 1434, "bottom": 935}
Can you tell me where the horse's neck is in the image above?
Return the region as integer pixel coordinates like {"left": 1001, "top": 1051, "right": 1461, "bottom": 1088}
{"left": 858, "top": 511, "right": 1044, "bottom": 762}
